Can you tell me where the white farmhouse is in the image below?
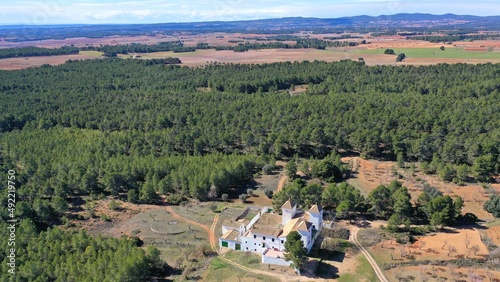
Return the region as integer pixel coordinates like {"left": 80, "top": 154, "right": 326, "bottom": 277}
{"left": 219, "top": 200, "right": 323, "bottom": 266}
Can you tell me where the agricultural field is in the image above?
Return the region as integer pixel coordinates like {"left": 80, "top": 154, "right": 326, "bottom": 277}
{"left": 0, "top": 32, "right": 498, "bottom": 70}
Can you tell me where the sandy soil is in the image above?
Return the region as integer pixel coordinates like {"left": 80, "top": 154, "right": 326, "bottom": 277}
{"left": 0, "top": 53, "right": 101, "bottom": 70}
{"left": 385, "top": 265, "right": 500, "bottom": 282}
{"left": 1, "top": 33, "right": 498, "bottom": 70}
{"left": 346, "top": 157, "right": 494, "bottom": 220}
{"left": 487, "top": 225, "right": 500, "bottom": 246}
{"left": 70, "top": 198, "right": 158, "bottom": 236}
{"left": 373, "top": 227, "right": 489, "bottom": 263}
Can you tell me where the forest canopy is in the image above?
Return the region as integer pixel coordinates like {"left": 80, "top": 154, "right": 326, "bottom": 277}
{"left": 0, "top": 56, "right": 498, "bottom": 280}
{"left": 0, "top": 59, "right": 499, "bottom": 213}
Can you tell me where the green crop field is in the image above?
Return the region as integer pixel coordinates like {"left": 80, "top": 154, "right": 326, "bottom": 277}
{"left": 79, "top": 50, "right": 104, "bottom": 57}
{"left": 355, "top": 47, "right": 500, "bottom": 60}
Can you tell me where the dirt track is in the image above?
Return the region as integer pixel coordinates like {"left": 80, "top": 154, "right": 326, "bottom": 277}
{"left": 350, "top": 227, "right": 389, "bottom": 282}
{"left": 277, "top": 175, "right": 288, "bottom": 192}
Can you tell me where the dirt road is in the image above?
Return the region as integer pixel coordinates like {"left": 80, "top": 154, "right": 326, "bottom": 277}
{"left": 350, "top": 227, "right": 389, "bottom": 282}
{"left": 277, "top": 175, "right": 288, "bottom": 192}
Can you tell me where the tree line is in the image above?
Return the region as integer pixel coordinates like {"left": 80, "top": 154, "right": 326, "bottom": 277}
{"left": 0, "top": 46, "right": 79, "bottom": 59}
{"left": 213, "top": 38, "right": 359, "bottom": 52}
{"left": 407, "top": 34, "right": 499, "bottom": 43}
{"left": 80, "top": 41, "right": 196, "bottom": 57}
{"left": 0, "top": 38, "right": 361, "bottom": 60}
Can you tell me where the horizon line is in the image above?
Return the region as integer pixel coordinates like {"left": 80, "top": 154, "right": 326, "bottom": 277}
{"left": 0, "top": 12, "right": 499, "bottom": 27}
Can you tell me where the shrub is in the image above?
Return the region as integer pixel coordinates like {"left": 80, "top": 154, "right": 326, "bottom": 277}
{"left": 262, "top": 164, "right": 274, "bottom": 175}
{"left": 210, "top": 203, "right": 218, "bottom": 212}
{"left": 247, "top": 188, "right": 254, "bottom": 196}
{"left": 108, "top": 199, "right": 121, "bottom": 211}
{"left": 127, "top": 189, "right": 139, "bottom": 203}
{"left": 264, "top": 188, "right": 273, "bottom": 199}
{"left": 239, "top": 194, "right": 249, "bottom": 203}
{"left": 384, "top": 49, "right": 395, "bottom": 55}
{"left": 396, "top": 53, "right": 406, "bottom": 62}
{"left": 221, "top": 193, "right": 229, "bottom": 202}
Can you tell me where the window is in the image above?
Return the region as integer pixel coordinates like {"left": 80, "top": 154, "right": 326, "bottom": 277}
{"left": 254, "top": 249, "right": 257, "bottom": 251}
{"left": 254, "top": 243, "right": 256, "bottom": 245}
{"left": 281, "top": 240, "right": 284, "bottom": 244}
{"left": 272, "top": 238, "right": 275, "bottom": 242}
{"left": 246, "top": 247, "right": 248, "bottom": 250}
{"left": 253, "top": 235, "right": 256, "bottom": 239}
{"left": 245, "top": 241, "right": 247, "bottom": 244}
{"left": 262, "top": 243, "right": 265, "bottom": 247}
{"left": 263, "top": 237, "right": 266, "bottom": 241}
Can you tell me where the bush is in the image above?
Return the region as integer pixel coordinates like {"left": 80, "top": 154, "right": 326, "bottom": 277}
{"left": 108, "top": 199, "right": 121, "bottom": 211}
{"left": 100, "top": 213, "right": 111, "bottom": 222}
{"left": 262, "top": 164, "right": 274, "bottom": 175}
{"left": 239, "top": 194, "right": 249, "bottom": 203}
{"left": 396, "top": 53, "right": 406, "bottom": 62}
{"left": 264, "top": 188, "right": 273, "bottom": 199}
{"left": 247, "top": 188, "right": 254, "bottom": 196}
{"left": 221, "top": 193, "right": 229, "bottom": 202}
{"left": 210, "top": 203, "right": 218, "bottom": 212}
{"left": 127, "top": 189, "right": 139, "bottom": 203}
{"left": 384, "top": 49, "right": 395, "bottom": 55}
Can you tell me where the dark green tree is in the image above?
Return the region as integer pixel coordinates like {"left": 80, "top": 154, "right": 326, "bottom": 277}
{"left": 396, "top": 53, "right": 406, "bottom": 62}
{"left": 284, "top": 231, "right": 307, "bottom": 270}
{"left": 484, "top": 195, "right": 500, "bottom": 218}
{"left": 285, "top": 159, "right": 298, "bottom": 179}
{"left": 473, "top": 154, "right": 495, "bottom": 182}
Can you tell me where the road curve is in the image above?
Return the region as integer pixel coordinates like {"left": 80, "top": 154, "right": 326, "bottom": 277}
{"left": 350, "top": 227, "right": 389, "bottom": 282}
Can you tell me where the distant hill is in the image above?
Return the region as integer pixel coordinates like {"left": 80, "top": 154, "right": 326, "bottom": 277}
{"left": 0, "top": 13, "right": 499, "bottom": 41}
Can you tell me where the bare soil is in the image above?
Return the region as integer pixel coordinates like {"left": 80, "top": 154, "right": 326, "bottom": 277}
{"left": 346, "top": 157, "right": 494, "bottom": 220}
{"left": 487, "top": 225, "right": 500, "bottom": 246}
{"left": 0, "top": 53, "right": 101, "bottom": 70}
{"left": 1, "top": 33, "right": 498, "bottom": 69}
{"left": 372, "top": 227, "right": 489, "bottom": 264}
{"left": 385, "top": 265, "right": 500, "bottom": 282}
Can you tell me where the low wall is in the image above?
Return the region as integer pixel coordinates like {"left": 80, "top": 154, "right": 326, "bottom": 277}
{"left": 261, "top": 251, "right": 292, "bottom": 266}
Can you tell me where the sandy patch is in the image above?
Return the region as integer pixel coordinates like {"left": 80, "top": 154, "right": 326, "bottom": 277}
{"left": 487, "top": 225, "right": 500, "bottom": 246}
{"left": 386, "top": 265, "right": 500, "bottom": 282}
{"left": 345, "top": 157, "right": 494, "bottom": 220}
{"left": 0, "top": 53, "right": 101, "bottom": 70}
{"left": 372, "top": 227, "right": 489, "bottom": 263}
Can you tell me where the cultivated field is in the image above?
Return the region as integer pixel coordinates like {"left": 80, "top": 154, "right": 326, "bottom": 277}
{"left": 1, "top": 32, "right": 498, "bottom": 70}
{"left": 0, "top": 52, "right": 101, "bottom": 70}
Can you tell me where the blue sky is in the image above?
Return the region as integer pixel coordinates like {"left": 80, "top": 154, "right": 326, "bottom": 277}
{"left": 0, "top": 0, "right": 497, "bottom": 25}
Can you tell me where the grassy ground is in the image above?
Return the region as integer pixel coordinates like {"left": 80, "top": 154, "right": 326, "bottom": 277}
{"left": 170, "top": 202, "right": 217, "bottom": 227}
{"left": 355, "top": 47, "right": 500, "bottom": 59}
{"left": 203, "top": 257, "right": 281, "bottom": 282}
{"left": 223, "top": 250, "right": 294, "bottom": 275}
{"left": 79, "top": 50, "right": 104, "bottom": 56}
{"left": 337, "top": 254, "right": 377, "bottom": 282}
